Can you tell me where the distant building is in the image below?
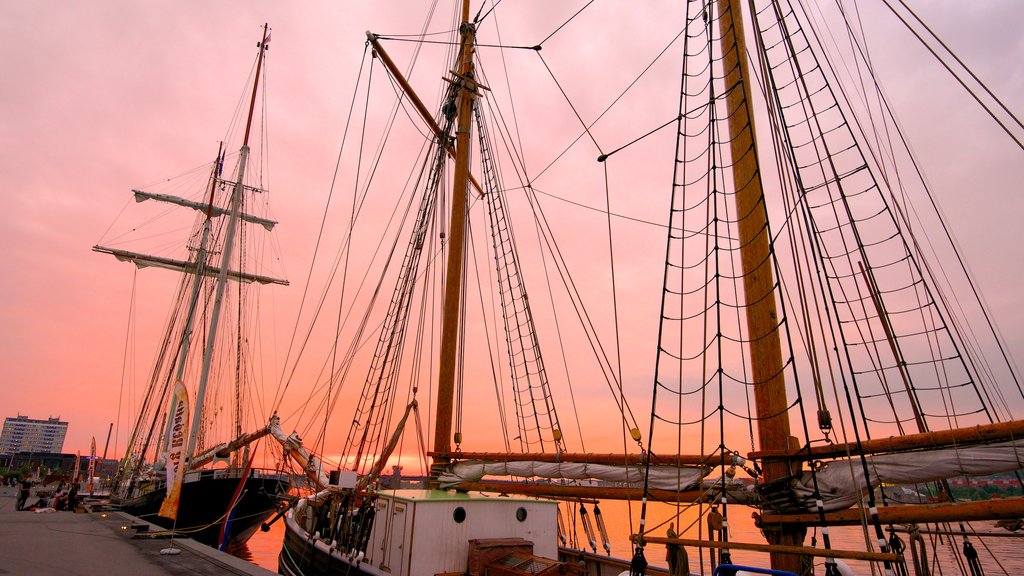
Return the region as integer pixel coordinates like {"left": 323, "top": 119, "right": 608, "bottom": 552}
{"left": 0, "top": 415, "right": 68, "bottom": 455}
{"left": 949, "top": 474, "right": 1020, "bottom": 489}
{"left": 0, "top": 452, "right": 119, "bottom": 481}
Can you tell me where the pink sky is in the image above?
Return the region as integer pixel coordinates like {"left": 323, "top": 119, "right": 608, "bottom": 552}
{"left": 1, "top": 1, "right": 1022, "bottom": 464}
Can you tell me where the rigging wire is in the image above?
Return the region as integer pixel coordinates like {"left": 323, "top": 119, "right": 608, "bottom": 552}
{"left": 823, "top": 0, "right": 1024, "bottom": 408}
{"left": 115, "top": 268, "right": 139, "bottom": 469}
{"left": 878, "top": 0, "right": 1024, "bottom": 151}
{"left": 797, "top": 0, "right": 1020, "bottom": 423}
{"left": 271, "top": 44, "right": 372, "bottom": 414}
{"left": 535, "top": 0, "right": 596, "bottom": 48}
{"left": 472, "top": 47, "right": 646, "bottom": 439}
{"left": 529, "top": 23, "right": 688, "bottom": 185}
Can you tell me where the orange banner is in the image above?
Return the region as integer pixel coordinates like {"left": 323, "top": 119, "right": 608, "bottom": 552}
{"left": 158, "top": 381, "right": 190, "bottom": 520}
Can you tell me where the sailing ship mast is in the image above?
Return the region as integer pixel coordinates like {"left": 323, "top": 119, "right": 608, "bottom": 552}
{"left": 94, "top": 23, "right": 285, "bottom": 466}
{"left": 716, "top": 0, "right": 805, "bottom": 571}
{"left": 94, "top": 24, "right": 294, "bottom": 551}
{"left": 185, "top": 22, "right": 271, "bottom": 458}
{"left": 433, "top": 0, "right": 477, "bottom": 464}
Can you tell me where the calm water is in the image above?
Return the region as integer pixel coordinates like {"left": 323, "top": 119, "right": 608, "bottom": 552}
{"left": 243, "top": 499, "right": 1024, "bottom": 575}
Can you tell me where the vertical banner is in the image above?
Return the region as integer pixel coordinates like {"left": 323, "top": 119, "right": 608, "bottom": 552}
{"left": 87, "top": 437, "right": 96, "bottom": 494}
{"left": 72, "top": 451, "right": 81, "bottom": 483}
{"left": 159, "top": 380, "right": 190, "bottom": 520}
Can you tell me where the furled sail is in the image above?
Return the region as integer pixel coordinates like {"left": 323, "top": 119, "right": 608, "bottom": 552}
{"left": 793, "top": 440, "right": 1024, "bottom": 511}
{"left": 92, "top": 245, "right": 288, "bottom": 286}
{"left": 132, "top": 189, "right": 277, "bottom": 231}
{"left": 438, "top": 459, "right": 709, "bottom": 491}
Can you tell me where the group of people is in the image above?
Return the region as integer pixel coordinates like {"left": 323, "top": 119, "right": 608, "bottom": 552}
{"left": 13, "top": 478, "right": 79, "bottom": 512}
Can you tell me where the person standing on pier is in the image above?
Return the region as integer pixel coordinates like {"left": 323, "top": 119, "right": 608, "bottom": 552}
{"left": 66, "top": 482, "right": 78, "bottom": 511}
{"left": 16, "top": 478, "right": 31, "bottom": 511}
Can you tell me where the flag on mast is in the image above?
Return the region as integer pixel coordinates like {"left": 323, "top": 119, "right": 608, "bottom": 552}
{"left": 159, "top": 380, "right": 190, "bottom": 520}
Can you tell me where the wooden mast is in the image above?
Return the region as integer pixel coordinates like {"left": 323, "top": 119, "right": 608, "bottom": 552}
{"left": 716, "top": 0, "right": 806, "bottom": 572}
{"left": 433, "top": 1, "right": 476, "bottom": 461}
{"left": 186, "top": 23, "right": 270, "bottom": 458}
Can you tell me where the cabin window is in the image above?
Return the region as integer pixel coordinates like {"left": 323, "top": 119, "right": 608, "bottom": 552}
{"left": 516, "top": 507, "right": 528, "bottom": 522}
{"left": 453, "top": 506, "right": 467, "bottom": 523}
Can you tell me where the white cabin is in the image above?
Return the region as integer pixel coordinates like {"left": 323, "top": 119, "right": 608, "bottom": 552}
{"left": 363, "top": 489, "right": 558, "bottom": 576}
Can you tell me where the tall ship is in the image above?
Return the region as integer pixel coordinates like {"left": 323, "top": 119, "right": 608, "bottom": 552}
{"left": 94, "top": 24, "right": 292, "bottom": 550}
{"left": 270, "top": 2, "right": 1023, "bottom": 575}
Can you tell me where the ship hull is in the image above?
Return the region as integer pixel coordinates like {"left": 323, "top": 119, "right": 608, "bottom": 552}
{"left": 114, "top": 468, "right": 290, "bottom": 550}
{"left": 279, "top": 489, "right": 563, "bottom": 576}
{"left": 279, "top": 504, "right": 375, "bottom": 576}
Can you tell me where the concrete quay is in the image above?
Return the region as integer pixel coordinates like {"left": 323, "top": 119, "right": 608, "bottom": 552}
{"left": 0, "top": 484, "right": 276, "bottom": 575}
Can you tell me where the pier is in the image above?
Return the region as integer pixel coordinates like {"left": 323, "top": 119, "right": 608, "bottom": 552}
{"left": 0, "top": 484, "right": 275, "bottom": 575}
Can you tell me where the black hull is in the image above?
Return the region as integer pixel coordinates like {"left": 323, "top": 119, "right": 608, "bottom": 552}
{"left": 279, "top": 512, "right": 374, "bottom": 576}
{"left": 115, "top": 468, "right": 289, "bottom": 550}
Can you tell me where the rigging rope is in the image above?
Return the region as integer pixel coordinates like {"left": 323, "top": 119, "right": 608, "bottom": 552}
{"left": 906, "top": 525, "right": 929, "bottom": 576}
{"left": 594, "top": 504, "right": 612, "bottom": 555}
{"left": 879, "top": 0, "right": 1024, "bottom": 151}
{"left": 962, "top": 540, "right": 984, "bottom": 576}
{"left": 579, "top": 503, "right": 598, "bottom": 553}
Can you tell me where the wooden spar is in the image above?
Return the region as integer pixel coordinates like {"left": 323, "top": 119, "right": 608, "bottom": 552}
{"left": 365, "top": 33, "right": 484, "bottom": 197}
{"left": 357, "top": 401, "right": 418, "bottom": 491}
{"left": 638, "top": 536, "right": 901, "bottom": 563}
{"left": 433, "top": 0, "right": 476, "bottom": 460}
{"left": 758, "top": 497, "right": 1024, "bottom": 527}
{"left": 241, "top": 24, "right": 269, "bottom": 147}
{"left": 187, "top": 423, "right": 273, "bottom": 470}
{"left": 888, "top": 527, "right": 1024, "bottom": 539}
{"left": 450, "top": 480, "right": 706, "bottom": 503}
{"left": 203, "top": 141, "right": 224, "bottom": 218}
{"left": 431, "top": 451, "right": 717, "bottom": 466}
{"left": 132, "top": 189, "right": 278, "bottom": 230}
{"left": 748, "top": 418, "right": 1024, "bottom": 461}
{"left": 92, "top": 246, "right": 288, "bottom": 286}
{"left": 717, "top": 0, "right": 805, "bottom": 570}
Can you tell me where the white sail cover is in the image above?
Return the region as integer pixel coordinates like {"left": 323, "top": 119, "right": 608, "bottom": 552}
{"left": 439, "top": 460, "right": 709, "bottom": 491}
{"left": 794, "top": 440, "right": 1024, "bottom": 511}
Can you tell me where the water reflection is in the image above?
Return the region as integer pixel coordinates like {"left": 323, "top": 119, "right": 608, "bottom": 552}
{"left": 241, "top": 520, "right": 283, "bottom": 570}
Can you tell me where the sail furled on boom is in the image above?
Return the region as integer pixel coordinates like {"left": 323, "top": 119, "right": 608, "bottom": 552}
{"left": 92, "top": 246, "right": 288, "bottom": 286}
{"left": 132, "top": 189, "right": 278, "bottom": 231}
{"left": 439, "top": 459, "right": 709, "bottom": 491}
{"left": 791, "top": 439, "right": 1024, "bottom": 511}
